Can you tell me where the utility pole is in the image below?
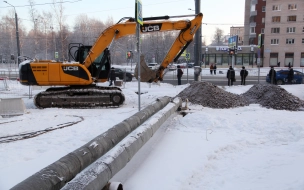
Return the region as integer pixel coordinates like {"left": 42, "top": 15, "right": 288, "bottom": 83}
{"left": 4, "top": 1, "right": 21, "bottom": 65}
{"left": 194, "top": 0, "right": 202, "bottom": 81}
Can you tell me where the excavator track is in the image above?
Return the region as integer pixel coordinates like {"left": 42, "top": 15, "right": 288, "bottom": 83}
{"left": 34, "top": 85, "right": 125, "bottom": 109}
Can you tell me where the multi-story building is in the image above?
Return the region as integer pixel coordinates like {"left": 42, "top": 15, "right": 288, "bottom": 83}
{"left": 244, "top": 0, "right": 266, "bottom": 46}
{"left": 244, "top": 0, "right": 304, "bottom": 67}
{"left": 230, "top": 27, "right": 244, "bottom": 45}
{"left": 264, "top": 0, "right": 304, "bottom": 67}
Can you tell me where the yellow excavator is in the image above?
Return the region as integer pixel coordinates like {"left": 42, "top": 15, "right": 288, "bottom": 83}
{"left": 18, "top": 13, "right": 203, "bottom": 108}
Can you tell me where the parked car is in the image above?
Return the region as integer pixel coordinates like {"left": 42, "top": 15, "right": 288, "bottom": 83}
{"left": 148, "top": 63, "right": 159, "bottom": 70}
{"left": 266, "top": 69, "right": 304, "bottom": 85}
{"left": 187, "top": 63, "right": 194, "bottom": 68}
{"left": 168, "top": 64, "right": 177, "bottom": 71}
{"left": 114, "top": 68, "right": 133, "bottom": 81}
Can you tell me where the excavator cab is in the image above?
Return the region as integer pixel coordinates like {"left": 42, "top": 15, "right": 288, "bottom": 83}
{"left": 69, "top": 44, "right": 111, "bottom": 82}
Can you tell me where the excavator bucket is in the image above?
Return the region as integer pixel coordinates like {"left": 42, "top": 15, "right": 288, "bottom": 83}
{"left": 134, "top": 55, "right": 158, "bottom": 83}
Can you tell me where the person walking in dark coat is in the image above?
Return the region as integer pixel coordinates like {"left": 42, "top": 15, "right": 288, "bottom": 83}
{"left": 268, "top": 66, "right": 276, "bottom": 84}
{"left": 287, "top": 67, "right": 294, "bottom": 84}
{"left": 109, "top": 67, "right": 116, "bottom": 86}
{"left": 240, "top": 66, "right": 248, "bottom": 85}
{"left": 227, "top": 66, "right": 235, "bottom": 86}
{"left": 177, "top": 65, "right": 183, "bottom": 85}
{"left": 213, "top": 64, "right": 217, "bottom": 75}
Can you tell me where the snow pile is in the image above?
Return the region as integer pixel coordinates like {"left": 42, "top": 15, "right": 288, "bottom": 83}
{"left": 176, "top": 82, "right": 304, "bottom": 111}
{"left": 175, "top": 81, "right": 248, "bottom": 108}
{"left": 241, "top": 84, "right": 304, "bottom": 111}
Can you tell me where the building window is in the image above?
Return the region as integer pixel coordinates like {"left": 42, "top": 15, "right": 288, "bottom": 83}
{"left": 270, "top": 53, "right": 278, "bottom": 66}
{"left": 303, "top": 27, "right": 304, "bottom": 33}
{"left": 286, "top": 39, "right": 295, "bottom": 44}
{"left": 272, "top": 16, "right": 281, "bottom": 22}
{"left": 302, "top": 38, "right": 304, "bottom": 44}
{"left": 250, "top": 27, "right": 255, "bottom": 33}
{"left": 287, "top": 27, "right": 296, "bottom": 33}
{"left": 262, "top": 18, "right": 265, "bottom": 23}
{"left": 288, "top": 4, "right": 297, "bottom": 10}
{"left": 261, "top": 28, "right": 265, "bottom": 34}
{"left": 271, "top": 39, "right": 279, "bottom": 45}
{"left": 301, "top": 53, "right": 304, "bottom": 66}
{"left": 271, "top": 28, "right": 280, "bottom": 33}
{"left": 262, "top": 6, "right": 266, "bottom": 12}
{"left": 251, "top": 5, "right": 256, "bottom": 12}
{"left": 287, "top": 16, "right": 297, "bottom": 22}
{"left": 272, "top": 5, "right": 281, "bottom": 11}
{"left": 285, "top": 53, "right": 294, "bottom": 67}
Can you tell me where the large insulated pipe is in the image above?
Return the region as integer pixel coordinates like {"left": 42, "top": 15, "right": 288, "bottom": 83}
{"left": 61, "top": 97, "right": 182, "bottom": 190}
{"left": 11, "top": 96, "right": 174, "bottom": 190}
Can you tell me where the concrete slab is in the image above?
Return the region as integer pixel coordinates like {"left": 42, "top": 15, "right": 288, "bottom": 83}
{"left": 0, "top": 98, "right": 26, "bottom": 117}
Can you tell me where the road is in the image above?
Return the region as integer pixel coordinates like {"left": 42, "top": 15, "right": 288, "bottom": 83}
{"left": 162, "top": 74, "right": 267, "bottom": 86}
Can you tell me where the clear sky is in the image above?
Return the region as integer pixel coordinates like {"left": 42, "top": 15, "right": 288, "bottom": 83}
{"left": 0, "top": 0, "right": 245, "bottom": 45}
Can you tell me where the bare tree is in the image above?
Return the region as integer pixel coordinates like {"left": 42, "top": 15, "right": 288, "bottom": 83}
{"left": 51, "top": 0, "right": 69, "bottom": 60}
{"left": 210, "top": 27, "right": 225, "bottom": 46}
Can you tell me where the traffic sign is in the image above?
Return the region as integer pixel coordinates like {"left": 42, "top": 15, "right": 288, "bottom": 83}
{"left": 185, "top": 53, "right": 190, "bottom": 60}
{"left": 136, "top": 0, "right": 143, "bottom": 25}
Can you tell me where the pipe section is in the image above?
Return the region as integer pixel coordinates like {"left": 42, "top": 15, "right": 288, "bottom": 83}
{"left": 11, "top": 96, "right": 175, "bottom": 190}
{"left": 61, "top": 97, "right": 182, "bottom": 190}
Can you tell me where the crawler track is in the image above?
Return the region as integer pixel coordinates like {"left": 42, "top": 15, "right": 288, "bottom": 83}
{"left": 34, "top": 85, "right": 125, "bottom": 108}
{"left": 0, "top": 115, "right": 84, "bottom": 143}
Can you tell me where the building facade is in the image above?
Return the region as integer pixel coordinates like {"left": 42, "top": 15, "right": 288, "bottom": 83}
{"left": 264, "top": 0, "right": 304, "bottom": 67}
{"left": 202, "top": 46, "right": 257, "bottom": 67}
{"left": 244, "top": 0, "right": 304, "bottom": 67}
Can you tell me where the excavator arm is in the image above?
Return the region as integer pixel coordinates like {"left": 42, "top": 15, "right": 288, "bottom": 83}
{"left": 83, "top": 13, "right": 203, "bottom": 82}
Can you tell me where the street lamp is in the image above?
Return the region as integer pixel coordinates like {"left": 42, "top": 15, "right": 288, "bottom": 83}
{"left": 4, "top": 1, "right": 21, "bottom": 65}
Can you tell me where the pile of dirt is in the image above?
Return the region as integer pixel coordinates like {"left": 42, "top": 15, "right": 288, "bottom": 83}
{"left": 175, "top": 82, "right": 304, "bottom": 111}
{"left": 175, "top": 81, "right": 248, "bottom": 109}
{"left": 241, "top": 84, "right": 304, "bottom": 111}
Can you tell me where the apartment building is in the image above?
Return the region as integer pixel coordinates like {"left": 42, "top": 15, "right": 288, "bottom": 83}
{"left": 230, "top": 26, "right": 244, "bottom": 45}
{"left": 244, "top": 0, "right": 304, "bottom": 67}
{"left": 264, "top": 0, "right": 304, "bottom": 67}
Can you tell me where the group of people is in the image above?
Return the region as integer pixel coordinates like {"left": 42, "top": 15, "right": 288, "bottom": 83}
{"left": 226, "top": 66, "right": 248, "bottom": 86}
{"left": 269, "top": 65, "right": 294, "bottom": 85}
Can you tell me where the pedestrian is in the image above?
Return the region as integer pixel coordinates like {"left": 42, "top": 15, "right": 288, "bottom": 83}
{"left": 227, "top": 66, "right": 235, "bottom": 86}
{"left": 210, "top": 64, "right": 213, "bottom": 75}
{"left": 109, "top": 67, "right": 116, "bottom": 86}
{"left": 288, "top": 62, "right": 291, "bottom": 68}
{"left": 268, "top": 66, "right": 276, "bottom": 84}
{"left": 287, "top": 66, "right": 294, "bottom": 84}
{"left": 177, "top": 65, "right": 183, "bottom": 85}
{"left": 213, "top": 64, "right": 217, "bottom": 75}
{"left": 240, "top": 66, "right": 248, "bottom": 85}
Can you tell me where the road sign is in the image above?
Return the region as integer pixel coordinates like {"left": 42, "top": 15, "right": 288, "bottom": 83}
{"left": 185, "top": 53, "right": 190, "bottom": 60}
{"left": 136, "top": 0, "right": 143, "bottom": 25}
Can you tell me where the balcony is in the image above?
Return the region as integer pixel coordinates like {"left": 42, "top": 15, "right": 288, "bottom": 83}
{"left": 251, "top": 0, "right": 257, "bottom": 4}
{"left": 250, "top": 10, "right": 257, "bottom": 17}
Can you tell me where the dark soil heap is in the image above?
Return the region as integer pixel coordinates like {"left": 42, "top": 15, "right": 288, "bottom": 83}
{"left": 175, "top": 81, "right": 248, "bottom": 109}
{"left": 241, "top": 84, "right": 304, "bottom": 111}
{"left": 175, "top": 82, "right": 304, "bottom": 111}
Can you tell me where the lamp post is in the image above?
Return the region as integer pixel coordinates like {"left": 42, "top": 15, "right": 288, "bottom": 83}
{"left": 4, "top": 1, "right": 21, "bottom": 65}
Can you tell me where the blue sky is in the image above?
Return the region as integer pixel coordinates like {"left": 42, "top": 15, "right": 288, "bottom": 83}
{"left": 0, "top": 0, "right": 245, "bottom": 45}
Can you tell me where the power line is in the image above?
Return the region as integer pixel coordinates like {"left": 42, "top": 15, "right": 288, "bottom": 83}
{"left": 0, "top": 0, "right": 82, "bottom": 9}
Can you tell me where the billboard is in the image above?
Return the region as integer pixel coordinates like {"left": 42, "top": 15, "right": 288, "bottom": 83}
{"left": 228, "top": 35, "right": 238, "bottom": 49}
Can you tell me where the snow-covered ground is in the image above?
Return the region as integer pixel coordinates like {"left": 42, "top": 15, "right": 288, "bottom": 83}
{"left": 0, "top": 72, "right": 304, "bottom": 189}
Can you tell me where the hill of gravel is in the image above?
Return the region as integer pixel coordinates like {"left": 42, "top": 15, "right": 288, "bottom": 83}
{"left": 175, "top": 82, "right": 248, "bottom": 109}
{"left": 241, "top": 84, "right": 304, "bottom": 111}
{"left": 175, "top": 81, "right": 304, "bottom": 111}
